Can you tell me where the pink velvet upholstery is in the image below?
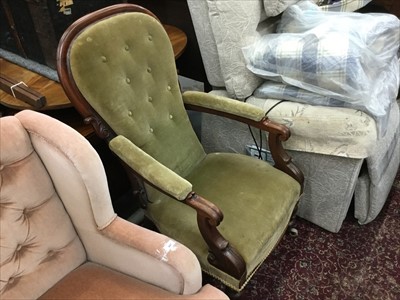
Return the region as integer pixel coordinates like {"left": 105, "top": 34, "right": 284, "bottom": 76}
{"left": 0, "top": 110, "right": 228, "bottom": 300}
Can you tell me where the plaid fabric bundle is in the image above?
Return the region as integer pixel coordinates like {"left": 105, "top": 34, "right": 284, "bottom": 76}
{"left": 243, "top": 0, "right": 400, "bottom": 135}
{"left": 316, "top": 0, "right": 372, "bottom": 12}
{"left": 245, "top": 31, "right": 365, "bottom": 97}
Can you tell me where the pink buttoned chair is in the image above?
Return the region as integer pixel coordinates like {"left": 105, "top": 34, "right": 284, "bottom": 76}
{"left": 0, "top": 110, "right": 228, "bottom": 300}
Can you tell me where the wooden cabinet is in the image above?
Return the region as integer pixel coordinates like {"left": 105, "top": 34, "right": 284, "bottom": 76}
{"left": 0, "top": 0, "right": 210, "bottom": 89}
{"left": 373, "top": 0, "right": 400, "bottom": 17}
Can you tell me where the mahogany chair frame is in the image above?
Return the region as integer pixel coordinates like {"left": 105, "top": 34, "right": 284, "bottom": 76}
{"left": 57, "top": 3, "right": 304, "bottom": 288}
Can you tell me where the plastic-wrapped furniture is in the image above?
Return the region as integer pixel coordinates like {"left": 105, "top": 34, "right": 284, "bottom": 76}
{"left": 187, "top": 0, "right": 400, "bottom": 232}
{"left": 0, "top": 110, "right": 229, "bottom": 299}
{"left": 56, "top": 3, "right": 303, "bottom": 292}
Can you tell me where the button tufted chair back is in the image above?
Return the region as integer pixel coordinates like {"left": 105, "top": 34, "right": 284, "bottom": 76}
{"left": 58, "top": 4, "right": 206, "bottom": 185}
{"left": 0, "top": 114, "right": 86, "bottom": 298}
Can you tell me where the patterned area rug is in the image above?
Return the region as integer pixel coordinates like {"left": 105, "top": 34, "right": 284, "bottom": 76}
{"left": 205, "top": 170, "right": 400, "bottom": 299}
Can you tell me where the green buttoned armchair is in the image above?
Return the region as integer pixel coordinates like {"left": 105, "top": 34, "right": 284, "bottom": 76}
{"left": 57, "top": 3, "right": 303, "bottom": 292}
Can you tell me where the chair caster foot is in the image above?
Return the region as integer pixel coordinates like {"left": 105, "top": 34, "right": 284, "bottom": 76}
{"left": 289, "top": 227, "right": 298, "bottom": 237}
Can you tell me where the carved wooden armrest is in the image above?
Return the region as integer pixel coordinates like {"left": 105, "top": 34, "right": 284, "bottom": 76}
{"left": 182, "top": 91, "right": 304, "bottom": 188}
{"left": 109, "top": 135, "right": 247, "bottom": 280}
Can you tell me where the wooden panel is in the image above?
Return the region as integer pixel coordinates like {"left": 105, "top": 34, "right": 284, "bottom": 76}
{"left": 25, "top": 0, "right": 58, "bottom": 69}
{"left": 0, "top": 0, "right": 46, "bottom": 63}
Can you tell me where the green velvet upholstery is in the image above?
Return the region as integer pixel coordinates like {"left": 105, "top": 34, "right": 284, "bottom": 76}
{"left": 66, "top": 8, "right": 301, "bottom": 292}
{"left": 70, "top": 12, "right": 205, "bottom": 177}
{"left": 182, "top": 91, "right": 266, "bottom": 121}
{"left": 146, "top": 153, "right": 300, "bottom": 290}
{"left": 109, "top": 135, "right": 192, "bottom": 200}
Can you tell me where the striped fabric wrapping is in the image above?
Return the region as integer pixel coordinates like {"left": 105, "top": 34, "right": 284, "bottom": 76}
{"left": 263, "top": 0, "right": 372, "bottom": 17}
{"left": 254, "top": 81, "right": 347, "bottom": 107}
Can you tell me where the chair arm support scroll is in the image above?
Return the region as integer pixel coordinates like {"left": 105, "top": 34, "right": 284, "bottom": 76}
{"left": 268, "top": 129, "right": 304, "bottom": 189}
{"left": 184, "top": 193, "right": 247, "bottom": 282}
{"left": 109, "top": 135, "right": 192, "bottom": 200}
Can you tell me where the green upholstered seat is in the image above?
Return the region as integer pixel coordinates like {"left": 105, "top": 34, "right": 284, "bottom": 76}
{"left": 57, "top": 4, "right": 302, "bottom": 292}
{"left": 147, "top": 153, "right": 300, "bottom": 288}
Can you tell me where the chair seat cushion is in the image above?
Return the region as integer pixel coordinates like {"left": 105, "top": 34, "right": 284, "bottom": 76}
{"left": 147, "top": 153, "right": 300, "bottom": 290}
{"left": 39, "top": 262, "right": 196, "bottom": 299}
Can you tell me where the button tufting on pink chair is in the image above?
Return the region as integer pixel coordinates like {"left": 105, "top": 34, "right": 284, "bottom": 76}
{"left": 0, "top": 110, "right": 228, "bottom": 300}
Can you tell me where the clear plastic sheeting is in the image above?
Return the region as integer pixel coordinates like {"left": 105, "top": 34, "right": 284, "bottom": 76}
{"left": 155, "top": 240, "right": 178, "bottom": 262}
{"left": 243, "top": 0, "right": 400, "bottom": 137}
